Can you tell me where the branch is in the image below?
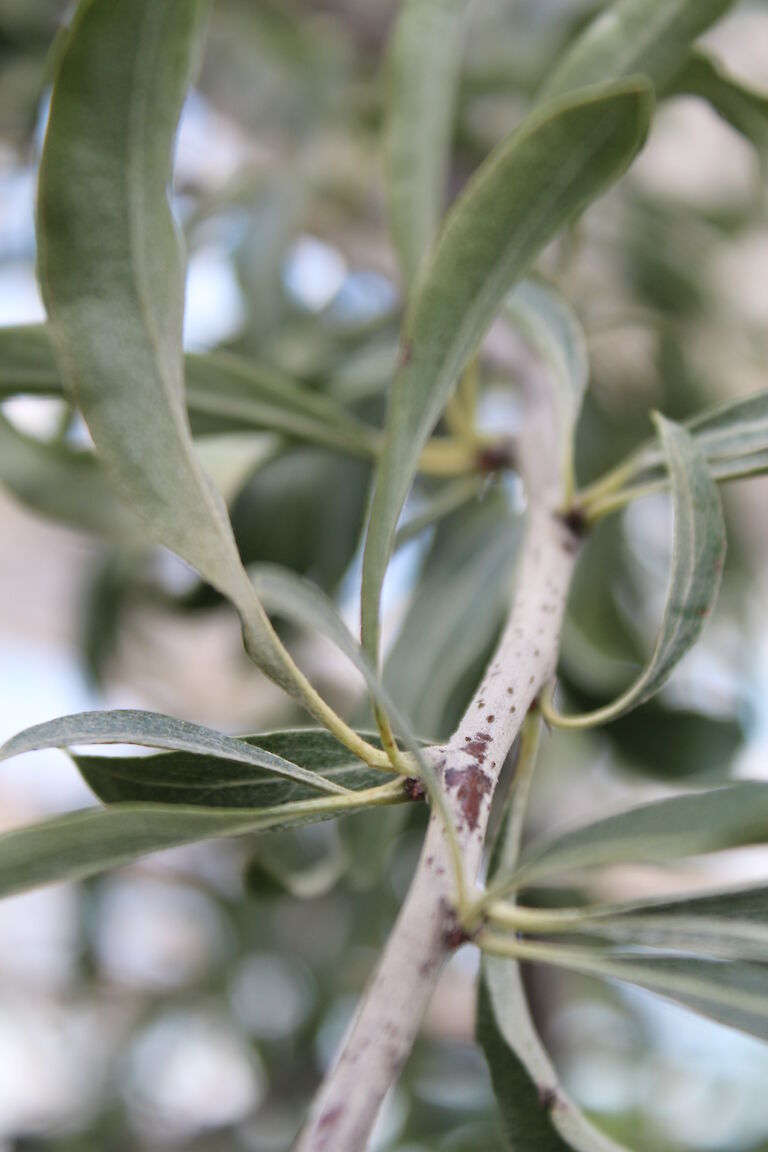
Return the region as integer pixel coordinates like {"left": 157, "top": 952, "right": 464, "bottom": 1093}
{"left": 295, "top": 388, "right": 581, "bottom": 1152}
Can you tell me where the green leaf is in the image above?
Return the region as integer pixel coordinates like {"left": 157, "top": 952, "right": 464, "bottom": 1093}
{"left": 74, "top": 729, "right": 386, "bottom": 808}
{"left": 0, "top": 324, "right": 63, "bottom": 398}
{"left": 0, "top": 711, "right": 351, "bottom": 796}
{"left": 478, "top": 960, "right": 630, "bottom": 1152}
{"left": 184, "top": 350, "right": 378, "bottom": 456}
{"left": 515, "top": 884, "right": 768, "bottom": 963}
{"left": 509, "top": 781, "right": 768, "bottom": 887}
{"left": 361, "top": 78, "right": 653, "bottom": 664}
{"left": 495, "top": 939, "right": 768, "bottom": 1044}
{"left": 539, "top": 0, "right": 736, "bottom": 102}
{"left": 570, "top": 882, "right": 768, "bottom": 962}
{"left": 385, "top": 490, "right": 520, "bottom": 740}
{"left": 232, "top": 448, "right": 371, "bottom": 596}
{"left": 505, "top": 278, "right": 588, "bottom": 501}
{"left": 672, "top": 51, "right": 768, "bottom": 158}
{"left": 247, "top": 565, "right": 461, "bottom": 852}
{"left": 0, "top": 788, "right": 401, "bottom": 902}
{"left": 0, "top": 412, "right": 141, "bottom": 539}
{"left": 575, "top": 912, "right": 768, "bottom": 963}
{"left": 0, "top": 325, "right": 379, "bottom": 455}
{"left": 37, "top": 0, "right": 248, "bottom": 604}
{"left": 35, "top": 0, "right": 365, "bottom": 728}
{"left": 548, "top": 416, "right": 726, "bottom": 727}
{"left": 385, "top": 0, "right": 468, "bottom": 287}
{"left": 244, "top": 831, "right": 348, "bottom": 901}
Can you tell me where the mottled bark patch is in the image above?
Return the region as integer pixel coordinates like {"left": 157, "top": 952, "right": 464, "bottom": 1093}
{"left": 444, "top": 761, "right": 492, "bottom": 831}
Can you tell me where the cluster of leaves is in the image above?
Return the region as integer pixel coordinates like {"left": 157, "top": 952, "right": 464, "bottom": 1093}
{"left": 1, "top": 0, "right": 768, "bottom": 1147}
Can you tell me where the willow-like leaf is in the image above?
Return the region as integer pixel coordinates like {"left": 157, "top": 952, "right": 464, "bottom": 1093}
{"left": 673, "top": 51, "right": 768, "bottom": 157}
{"left": 361, "top": 79, "right": 653, "bottom": 665}
{"left": 0, "top": 783, "right": 404, "bottom": 902}
{"left": 0, "top": 710, "right": 349, "bottom": 796}
{"left": 74, "top": 729, "right": 386, "bottom": 808}
{"left": 545, "top": 416, "right": 725, "bottom": 727}
{"left": 478, "top": 960, "right": 631, "bottom": 1152}
{"left": 539, "top": 0, "right": 735, "bottom": 102}
{"left": 35, "top": 0, "right": 377, "bottom": 749}
{"left": 501, "top": 781, "right": 768, "bottom": 890}
{"left": 483, "top": 937, "right": 768, "bottom": 1044}
{"left": 0, "top": 325, "right": 378, "bottom": 454}
{"left": 385, "top": 0, "right": 468, "bottom": 287}
{"left": 0, "top": 412, "right": 140, "bottom": 538}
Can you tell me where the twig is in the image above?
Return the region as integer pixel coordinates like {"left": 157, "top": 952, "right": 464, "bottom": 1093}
{"left": 295, "top": 385, "right": 581, "bottom": 1152}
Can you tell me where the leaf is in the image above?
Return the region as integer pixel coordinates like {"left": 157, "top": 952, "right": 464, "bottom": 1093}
{"left": 0, "top": 325, "right": 379, "bottom": 455}
{"left": 597, "top": 701, "right": 743, "bottom": 781}
{"left": 247, "top": 565, "right": 459, "bottom": 846}
{"left": 571, "top": 882, "right": 768, "bottom": 962}
{"left": 574, "top": 912, "right": 768, "bottom": 963}
{"left": 232, "top": 448, "right": 371, "bottom": 595}
{"left": 0, "top": 790, "right": 399, "bottom": 902}
{"left": 611, "top": 389, "right": 768, "bottom": 489}
{"left": 505, "top": 278, "right": 588, "bottom": 500}
{"left": 385, "top": 0, "right": 468, "bottom": 287}
{"left": 478, "top": 960, "right": 630, "bottom": 1152}
{"left": 385, "top": 490, "right": 520, "bottom": 740}
{"left": 495, "top": 939, "right": 768, "bottom": 1044}
{"left": 244, "top": 831, "right": 348, "bottom": 901}
{"left": 36, "top": 0, "right": 303, "bottom": 701}
{"left": 0, "top": 711, "right": 351, "bottom": 796}
{"left": 361, "top": 78, "right": 653, "bottom": 664}
{"left": 547, "top": 416, "right": 726, "bottom": 727}
{"left": 0, "top": 412, "right": 141, "bottom": 539}
{"left": 74, "top": 729, "right": 386, "bottom": 808}
{"left": 184, "top": 350, "right": 378, "bottom": 455}
{"left": 539, "top": 0, "right": 736, "bottom": 102}
{"left": 0, "top": 324, "right": 63, "bottom": 399}
{"left": 673, "top": 51, "right": 768, "bottom": 158}
{"left": 509, "top": 781, "right": 768, "bottom": 887}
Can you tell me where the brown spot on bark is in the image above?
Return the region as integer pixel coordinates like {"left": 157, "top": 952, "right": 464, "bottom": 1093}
{"left": 557, "top": 506, "right": 588, "bottom": 539}
{"left": 444, "top": 762, "right": 492, "bottom": 831}
{"left": 403, "top": 777, "right": 426, "bottom": 801}
{"left": 399, "top": 341, "right": 412, "bottom": 368}
{"left": 486, "top": 714, "right": 495, "bottom": 723}
{"left": 476, "top": 442, "right": 516, "bottom": 473}
{"left": 538, "top": 1085, "right": 559, "bottom": 1112}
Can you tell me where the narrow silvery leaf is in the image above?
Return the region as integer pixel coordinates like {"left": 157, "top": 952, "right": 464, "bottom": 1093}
{"left": 549, "top": 416, "right": 726, "bottom": 727}
{"left": 0, "top": 412, "right": 141, "bottom": 539}
{"left": 539, "top": 0, "right": 736, "bottom": 102}
{"left": 35, "top": 0, "right": 360, "bottom": 722}
{"left": 509, "top": 781, "right": 768, "bottom": 887}
{"left": 0, "top": 710, "right": 350, "bottom": 796}
{"left": 505, "top": 279, "right": 588, "bottom": 500}
{"left": 673, "top": 52, "right": 768, "bottom": 157}
{"left": 0, "top": 324, "right": 63, "bottom": 398}
{"left": 248, "top": 565, "right": 458, "bottom": 842}
{"left": 385, "top": 0, "right": 468, "bottom": 287}
{"left": 362, "top": 79, "right": 653, "bottom": 664}
{"left": 568, "top": 882, "right": 768, "bottom": 961}
{"left": 37, "top": 0, "right": 249, "bottom": 606}
{"left": 185, "top": 350, "right": 378, "bottom": 454}
{"left": 489, "top": 940, "right": 768, "bottom": 1044}
{"left": 0, "top": 790, "right": 400, "bottom": 901}
{"left": 575, "top": 913, "right": 768, "bottom": 963}
{"left": 75, "top": 729, "right": 386, "bottom": 808}
{"left": 602, "top": 389, "right": 768, "bottom": 490}
{"left": 0, "top": 325, "right": 376, "bottom": 454}
{"left": 478, "top": 960, "right": 631, "bottom": 1152}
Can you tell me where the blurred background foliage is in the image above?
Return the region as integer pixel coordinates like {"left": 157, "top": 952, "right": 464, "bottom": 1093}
{"left": 0, "top": 0, "right": 768, "bottom": 1149}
